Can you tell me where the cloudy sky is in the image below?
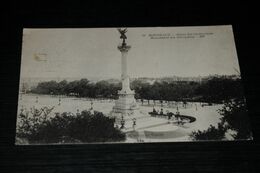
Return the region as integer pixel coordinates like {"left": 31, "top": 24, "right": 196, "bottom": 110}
{"left": 20, "top": 25, "right": 240, "bottom": 79}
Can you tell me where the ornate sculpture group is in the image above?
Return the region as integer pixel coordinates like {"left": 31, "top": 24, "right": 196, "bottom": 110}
{"left": 117, "top": 28, "right": 128, "bottom": 46}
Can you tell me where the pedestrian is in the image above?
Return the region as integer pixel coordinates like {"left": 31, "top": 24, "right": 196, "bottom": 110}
{"left": 167, "top": 111, "right": 172, "bottom": 121}
{"left": 58, "top": 97, "right": 61, "bottom": 106}
{"left": 132, "top": 118, "right": 136, "bottom": 131}
{"left": 160, "top": 108, "right": 164, "bottom": 115}
{"left": 120, "top": 116, "right": 125, "bottom": 129}
{"left": 153, "top": 106, "right": 156, "bottom": 113}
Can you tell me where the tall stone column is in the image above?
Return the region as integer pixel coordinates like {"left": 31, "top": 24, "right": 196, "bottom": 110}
{"left": 118, "top": 45, "right": 132, "bottom": 93}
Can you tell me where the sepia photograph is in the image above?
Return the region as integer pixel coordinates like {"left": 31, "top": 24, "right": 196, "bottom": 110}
{"left": 15, "top": 25, "right": 253, "bottom": 145}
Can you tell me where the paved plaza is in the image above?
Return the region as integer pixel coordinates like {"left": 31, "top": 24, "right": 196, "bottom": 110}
{"left": 18, "top": 94, "right": 224, "bottom": 143}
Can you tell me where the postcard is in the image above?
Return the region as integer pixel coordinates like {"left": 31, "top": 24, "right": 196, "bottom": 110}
{"left": 16, "top": 26, "right": 253, "bottom": 144}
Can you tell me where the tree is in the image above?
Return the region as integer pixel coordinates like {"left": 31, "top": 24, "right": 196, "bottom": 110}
{"left": 58, "top": 80, "right": 68, "bottom": 95}
{"left": 64, "top": 80, "right": 79, "bottom": 95}
{"left": 190, "top": 123, "right": 226, "bottom": 140}
{"left": 138, "top": 82, "right": 151, "bottom": 104}
{"left": 190, "top": 98, "right": 252, "bottom": 141}
{"left": 194, "top": 77, "right": 244, "bottom": 103}
{"left": 76, "top": 79, "right": 90, "bottom": 97}
{"left": 219, "top": 98, "right": 252, "bottom": 140}
{"left": 95, "top": 80, "right": 111, "bottom": 98}
{"left": 31, "top": 80, "right": 59, "bottom": 94}
{"left": 16, "top": 108, "right": 126, "bottom": 144}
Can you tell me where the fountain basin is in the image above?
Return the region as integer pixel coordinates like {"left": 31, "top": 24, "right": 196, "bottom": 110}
{"left": 144, "top": 124, "right": 181, "bottom": 139}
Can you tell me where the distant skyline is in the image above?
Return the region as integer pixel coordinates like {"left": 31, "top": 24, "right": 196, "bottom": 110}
{"left": 20, "top": 26, "right": 240, "bottom": 79}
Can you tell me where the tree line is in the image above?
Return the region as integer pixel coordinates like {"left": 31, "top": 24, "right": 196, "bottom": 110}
{"left": 30, "top": 76, "right": 244, "bottom": 103}
{"left": 31, "top": 79, "right": 120, "bottom": 99}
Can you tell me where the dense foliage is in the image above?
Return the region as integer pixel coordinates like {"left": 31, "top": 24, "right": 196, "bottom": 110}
{"left": 31, "top": 79, "right": 120, "bottom": 99}
{"left": 16, "top": 108, "right": 125, "bottom": 144}
{"left": 190, "top": 98, "right": 252, "bottom": 141}
{"left": 30, "top": 76, "right": 243, "bottom": 103}
{"left": 190, "top": 124, "right": 226, "bottom": 140}
{"left": 219, "top": 98, "right": 252, "bottom": 140}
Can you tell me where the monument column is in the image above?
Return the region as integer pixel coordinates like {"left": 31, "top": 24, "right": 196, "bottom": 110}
{"left": 111, "top": 28, "right": 138, "bottom": 118}
{"left": 118, "top": 44, "right": 131, "bottom": 93}
{"left": 121, "top": 46, "right": 128, "bottom": 80}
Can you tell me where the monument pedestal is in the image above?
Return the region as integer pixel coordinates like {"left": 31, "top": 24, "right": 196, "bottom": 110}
{"left": 111, "top": 84, "right": 139, "bottom": 124}
{"left": 112, "top": 90, "right": 138, "bottom": 114}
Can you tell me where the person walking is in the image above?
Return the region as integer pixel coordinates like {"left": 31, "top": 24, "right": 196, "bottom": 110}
{"left": 132, "top": 118, "right": 136, "bottom": 131}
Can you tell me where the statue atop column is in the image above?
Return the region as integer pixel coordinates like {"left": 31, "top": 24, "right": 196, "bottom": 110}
{"left": 117, "top": 28, "right": 128, "bottom": 47}
{"left": 117, "top": 28, "right": 131, "bottom": 53}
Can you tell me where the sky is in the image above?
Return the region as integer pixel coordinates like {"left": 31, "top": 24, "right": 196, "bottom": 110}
{"left": 20, "top": 25, "right": 240, "bottom": 79}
